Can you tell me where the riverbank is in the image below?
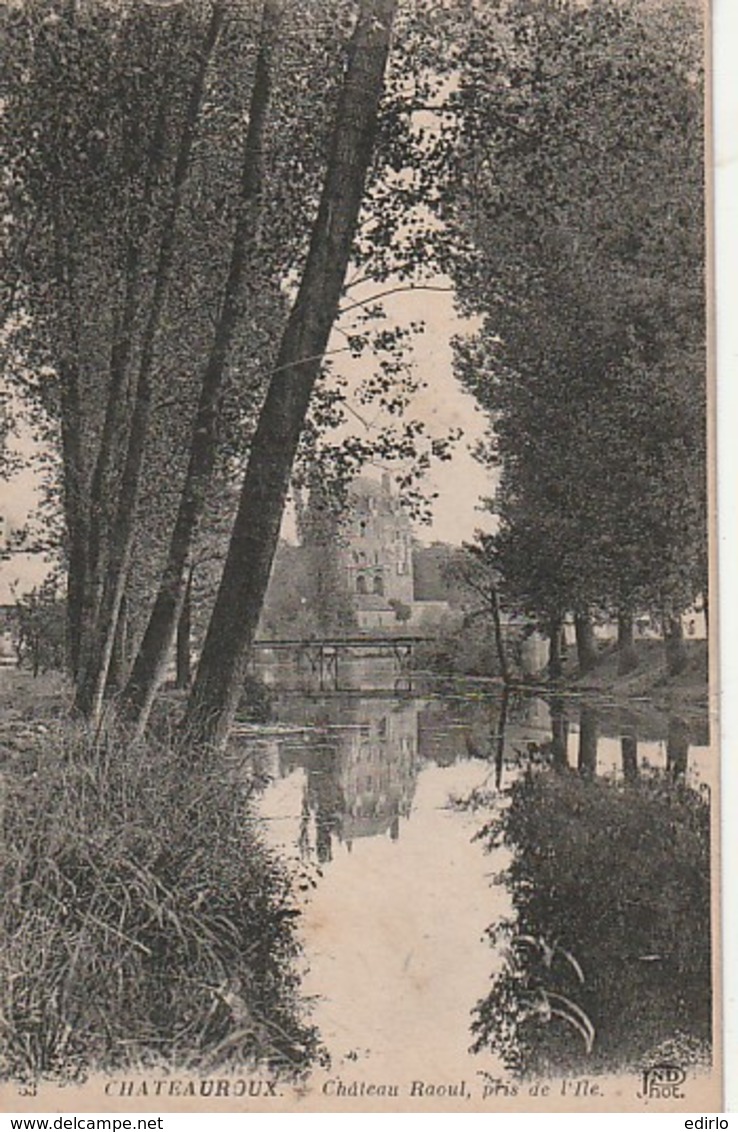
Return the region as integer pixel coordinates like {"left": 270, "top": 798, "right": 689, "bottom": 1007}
{"left": 0, "top": 671, "right": 320, "bottom": 1084}
{"left": 0, "top": 660, "right": 714, "bottom": 1087}
{"left": 413, "top": 630, "right": 710, "bottom": 725}
{"left": 494, "top": 640, "right": 709, "bottom": 745}
{"left": 556, "top": 638, "right": 709, "bottom": 717}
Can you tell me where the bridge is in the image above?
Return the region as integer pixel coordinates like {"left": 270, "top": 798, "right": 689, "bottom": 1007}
{"left": 251, "top": 635, "right": 432, "bottom": 690}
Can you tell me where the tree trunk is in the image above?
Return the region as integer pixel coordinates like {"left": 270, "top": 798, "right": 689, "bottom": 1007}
{"left": 121, "top": 2, "right": 277, "bottom": 729}
{"left": 51, "top": 187, "right": 88, "bottom": 680}
{"left": 175, "top": 570, "right": 193, "bottom": 691}
{"left": 182, "top": 0, "right": 398, "bottom": 753}
{"left": 81, "top": 238, "right": 162, "bottom": 689}
{"left": 621, "top": 733, "right": 638, "bottom": 782}
{"left": 617, "top": 610, "right": 638, "bottom": 674}
{"left": 494, "top": 686, "right": 509, "bottom": 790}
{"left": 547, "top": 614, "right": 563, "bottom": 680}
{"left": 577, "top": 706, "right": 598, "bottom": 777}
{"left": 664, "top": 613, "right": 687, "bottom": 676}
{"left": 53, "top": 4, "right": 180, "bottom": 690}
{"left": 105, "top": 593, "right": 128, "bottom": 694}
{"left": 550, "top": 697, "right": 569, "bottom": 771}
{"left": 58, "top": 358, "right": 88, "bottom": 680}
{"left": 65, "top": 521, "right": 88, "bottom": 681}
{"left": 490, "top": 584, "right": 510, "bottom": 684}
{"left": 78, "top": 251, "right": 144, "bottom": 698}
{"left": 574, "top": 611, "right": 597, "bottom": 673}
{"left": 73, "top": 2, "right": 226, "bottom": 722}
{"left": 667, "top": 715, "right": 690, "bottom": 779}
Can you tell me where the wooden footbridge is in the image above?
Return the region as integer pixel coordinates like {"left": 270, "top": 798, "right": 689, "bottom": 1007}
{"left": 252, "top": 634, "right": 432, "bottom": 690}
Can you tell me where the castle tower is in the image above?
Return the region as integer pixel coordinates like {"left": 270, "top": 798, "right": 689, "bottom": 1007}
{"left": 339, "top": 475, "right": 414, "bottom": 629}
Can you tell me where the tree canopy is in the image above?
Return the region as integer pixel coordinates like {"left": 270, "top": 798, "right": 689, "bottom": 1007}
{"left": 430, "top": 0, "right": 706, "bottom": 667}
{"left": 1, "top": 0, "right": 708, "bottom": 727}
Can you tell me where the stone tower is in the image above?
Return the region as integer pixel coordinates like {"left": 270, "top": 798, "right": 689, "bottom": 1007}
{"left": 339, "top": 473, "right": 414, "bottom": 628}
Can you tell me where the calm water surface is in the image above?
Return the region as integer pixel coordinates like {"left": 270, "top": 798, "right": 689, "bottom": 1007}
{"left": 243, "top": 661, "right": 712, "bottom": 1079}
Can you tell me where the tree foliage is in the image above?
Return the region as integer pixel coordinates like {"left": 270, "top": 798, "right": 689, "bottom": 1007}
{"left": 433, "top": 0, "right": 706, "bottom": 652}
{"left": 2, "top": 0, "right": 707, "bottom": 724}
{"left": 2, "top": 0, "right": 458, "bottom": 727}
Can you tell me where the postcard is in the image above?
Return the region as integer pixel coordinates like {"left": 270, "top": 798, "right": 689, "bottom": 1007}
{"left": 0, "top": 0, "right": 723, "bottom": 1114}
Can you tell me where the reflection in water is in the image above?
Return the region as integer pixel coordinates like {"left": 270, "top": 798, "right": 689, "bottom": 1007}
{"left": 270, "top": 693, "right": 515, "bottom": 864}
{"left": 254, "top": 678, "right": 712, "bottom": 1077}
{"left": 287, "top": 702, "right": 416, "bottom": 863}
{"left": 667, "top": 717, "right": 691, "bottom": 779}
{"left": 577, "top": 706, "right": 598, "bottom": 777}
{"left": 257, "top": 695, "right": 502, "bottom": 1079}
{"left": 494, "top": 687, "right": 509, "bottom": 790}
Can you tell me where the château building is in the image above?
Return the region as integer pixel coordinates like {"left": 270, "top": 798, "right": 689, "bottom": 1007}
{"left": 338, "top": 474, "right": 414, "bottom": 629}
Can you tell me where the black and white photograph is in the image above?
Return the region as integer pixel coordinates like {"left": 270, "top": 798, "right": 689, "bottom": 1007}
{"left": 0, "top": 0, "right": 721, "bottom": 1113}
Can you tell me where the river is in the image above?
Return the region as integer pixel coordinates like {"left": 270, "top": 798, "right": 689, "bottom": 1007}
{"left": 236, "top": 658, "right": 713, "bottom": 1084}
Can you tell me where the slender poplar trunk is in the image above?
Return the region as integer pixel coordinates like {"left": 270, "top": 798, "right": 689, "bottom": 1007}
{"left": 74, "top": 2, "right": 226, "bottom": 721}
{"left": 78, "top": 275, "right": 142, "bottom": 691}
{"left": 182, "top": 0, "right": 398, "bottom": 753}
{"left": 547, "top": 614, "right": 563, "bottom": 680}
{"left": 58, "top": 358, "right": 88, "bottom": 679}
{"left": 617, "top": 609, "right": 638, "bottom": 674}
{"left": 664, "top": 613, "right": 687, "bottom": 676}
{"left": 81, "top": 251, "right": 153, "bottom": 682}
{"left": 50, "top": 184, "right": 88, "bottom": 680}
{"left": 66, "top": 525, "right": 87, "bottom": 680}
{"left": 175, "top": 570, "right": 193, "bottom": 690}
{"left": 75, "top": 25, "right": 182, "bottom": 701}
{"left": 122, "top": 2, "right": 278, "bottom": 728}
{"left": 105, "top": 593, "right": 128, "bottom": 694}
{"left": 574, "top": 611, "right": 597, "bottom": 673}
{"left": 621, "top": 733, "right": 638, "bottom": 782}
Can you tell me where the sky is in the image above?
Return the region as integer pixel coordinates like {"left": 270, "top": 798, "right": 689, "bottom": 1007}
{"left": 306, "top": 277, "right": 497, "bottom": 547}
{"left": 0, "top": 274, "right": 496, "bottom": 605}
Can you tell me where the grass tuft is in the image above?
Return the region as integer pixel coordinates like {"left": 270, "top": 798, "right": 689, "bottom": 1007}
{"left": 0, "top": 718, "right": 321, "bottom": 1084}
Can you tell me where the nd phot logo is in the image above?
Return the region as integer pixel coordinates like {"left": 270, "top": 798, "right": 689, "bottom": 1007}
{"left": 638, "top": 1064, "right": 687, "bottom": 1100}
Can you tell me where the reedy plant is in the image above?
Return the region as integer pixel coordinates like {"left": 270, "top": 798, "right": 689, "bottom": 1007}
{"left": 0, "top": 719, "right": 321, "bottom": 1083}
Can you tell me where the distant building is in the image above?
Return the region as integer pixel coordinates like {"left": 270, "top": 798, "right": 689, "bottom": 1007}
{"left": 338, "top": 474, "right": 414, "bottom": 629}
{"left": 412, "top": 542, "right": 474, "bottom": 626}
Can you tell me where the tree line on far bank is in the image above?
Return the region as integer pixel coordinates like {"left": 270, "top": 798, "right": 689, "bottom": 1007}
{"left": 432, "top": 0, "right": 706, "bottom": 679}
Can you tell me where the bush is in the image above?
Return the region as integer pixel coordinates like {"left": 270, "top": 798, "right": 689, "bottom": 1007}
{"left": 472, "top": 765, "right": 711, "bottom": 1076}
{"left": 412, "top": 615, "right": 503, "bottom": 678}
{"left": 12, "top": 580, "right": 67, "bottom": 676}
{"left": 238, "top": 674, "right": 274, "bottom": 724}
{"left": 0, "top": 722, "right": 321, "bottom": 1084}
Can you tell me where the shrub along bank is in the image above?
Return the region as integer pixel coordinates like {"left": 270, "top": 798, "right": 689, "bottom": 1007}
{"left": 472, "top": 763, "right": 711, "bottom": 1076}
{"left": 0, "top": 719, "right": 321, "bottom": 1084}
